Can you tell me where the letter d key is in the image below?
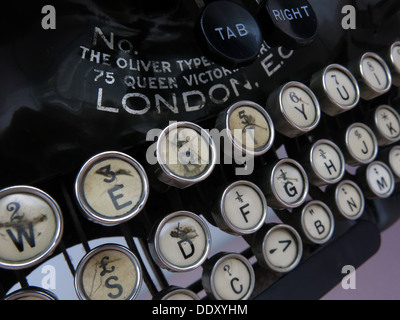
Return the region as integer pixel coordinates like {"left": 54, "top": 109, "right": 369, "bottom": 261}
{"left": 148, "top": 211, "right": 211, "bottom": 272}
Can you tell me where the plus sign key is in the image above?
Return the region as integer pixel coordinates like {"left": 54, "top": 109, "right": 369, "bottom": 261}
{"left": 212, "top": 180, "right": 267, "bottom": 235}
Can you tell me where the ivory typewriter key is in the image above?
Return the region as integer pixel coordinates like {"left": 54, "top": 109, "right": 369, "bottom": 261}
{"left": 153, "top": 286, "right": 200, "bottom": 300}
{"left": 290, "top": 200, "right": 334, "bottom": 245}
{"left": 350, "top": 52, "right": 392, "bottom": 100}
{"left": 202, "top": 252, "right": 255, "bottom": 300}
{"left": 267, "top": 81, "right": 320, "bottom": 137}
{"left": 379, "top": 145, "right": 400, "bottom": 181}
{"left": 4, "top": 287, "right": 57, "bottom": 300}
{"left": 325, "top": 180, "right": 365, "bottom": 220}
{"left": 0, "top": 186, "right": 63, "bottom": 270}
{"left": 370, "top": 105, "right": 400, "bottom": 146}
{"left": 356, "top": 161, "right": 395, "bottom": 199}
{"left": 387, "top": 145, "right": 400, "bottom": 181}
{"left": 302, "top": 139, "right": 345, "bottom": 186}
{"left": 386, "top": 41, "right": 400, "bottom": 86}
{"left": 75, "top": 151, "right": 149, "bottom": 226}
{"left": 212, "top": 180, "right": 267, "bottom": 235}
{"left": 148, "top": 211, "right": 211, "bottom": 272}
{"left": 215, "top": 100, "right": 275, "bottom": 157}
{"left": 260, "top": 158, "right": 309, "bottom": 210}
{"left": 74, "top": 244, "right": 143, "bottom": 300}
{"left": 252, "top": 224, "right": 303, "bottom": 273}
{"left": 342, "top": 123, "right": 378, "bottom": 165}
{"left": 310, "top": 64, "right": 360, "bottom": 116}
{"left": 156, "top": 122, "right": 216, "bottom": 189}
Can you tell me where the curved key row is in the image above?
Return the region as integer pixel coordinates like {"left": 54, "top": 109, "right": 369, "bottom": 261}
{"left": 1, "top": 45, "right": 400, "bottom": 300}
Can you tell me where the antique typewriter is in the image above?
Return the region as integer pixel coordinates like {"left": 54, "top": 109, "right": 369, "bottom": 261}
{"left": 0, "top": 0, "right": 399, "bottom": 301}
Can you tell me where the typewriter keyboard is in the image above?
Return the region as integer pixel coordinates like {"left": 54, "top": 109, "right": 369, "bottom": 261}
{"left": 0, "top": 0, "right": 400, "bottom": 300}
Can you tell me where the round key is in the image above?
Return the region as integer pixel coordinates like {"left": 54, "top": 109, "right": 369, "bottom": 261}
{"left": 266, "top": 81, "right": 320, "bottom": 137}
{"left": 388, "top": 145, "right": 400, "bottom": 181}
{"left": 4, "top": 287, "right": 57, "bottom": 300}
{"left": 252, "top": 224, "right": 302, "bottom": 273}
{"left": 379, "top": 145, "right": 400, "bottom": 181}
{"left": 197, "top": 0, "right": 263, "bottom": 69}
{"left": 370, "top": 105, "right": 400, "bottom": 146}
{"left": 310, "top": 64, "right": 360, "bottom": 116}
{"left": 74, "top": 244, "right": 143, "bottom": 300}
{"left": 342, "top": 122, "right": 378, "bottom": 165}
{"left": 325, "top": 180, "right": 365, "bottom": 220}
{"left": 260, "top": 158, "right": 308, "bottom": 209}
{"left": 350, "top": 52, "right": 392, "bottom": 100}
{"left": 386, "top": 41, "right": 400, "bottom": 87}
{"left": 148, "top": 211, "right": 211, "bottom": 272}
{"left": 216, "top": 100, "right": 275, "bottom": 157}
{"left": 291, "top": 200, "right": 334, "bottom": 245}
{"left": 0, "top": 186, "right": 63, "bottom": 270}
{"left": 301, "top": 139, "right": 345, "bottom": 186}
{"left": 153, "top": 286, "right": 200, "bottom": 300}
{"left": 256, "top": 0, "right": 318, "bottom": 49}
{"left": 75, "top": 151, "right": 149, "bottom": 226}
{"left": 156, "top": 122, "right": 216, "bottom": 189}
{"left": 202, "top": 252, "right": 255, "bottom": 300}
{"left": 356, "top": 161, "right": 395, "bottom": 199}
{"left": 212, "top": 180, "right": 267, "bottom": 235}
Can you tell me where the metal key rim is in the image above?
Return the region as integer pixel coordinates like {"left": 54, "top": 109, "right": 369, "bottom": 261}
{"left": 345, "top": 122, "right": 378, "bottom": 165}
{"left": 308, "top": 139, "right": 345, "bottom": 185}
{"left": 224, "top": 100, "right": 275, "bottom": 157}
{"left": 0, "top": 185, "right": 63, "bottom": 270}
{"left": 299, "top": 200, "right": 335, "bottom": 245}
{"left": 268, "top": 158, "right": 309, "bottom": 209}
{"left": 277, "top": 81, "right": 321, "bottom": 134}
{"left": 358, "top": 52, "right": 392, "bottom": 96}
{"left": 149, "top": 211, "right": 212, "bottom": 272}
{"left": 216, "top": 180, "right": 267, "bottom": 235}
{"left": 74, "top": 151, "right": 149, "bottom": 226}
{"left": 203, "top": 252, "right": 255, "bottom": 300}
{"left": 156, "top": 121, "right": 217, "bottom": 188}
{"left": 322, "top": 63, "right": 360, "bottom": 111}
{"left": 74, "top": 243, "right": 143, "bottom": 300}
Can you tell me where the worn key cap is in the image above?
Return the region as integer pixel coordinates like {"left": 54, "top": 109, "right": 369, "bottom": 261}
{"left": 75, "top": 151, "right": 149, "bottom": 226}
{"left": 0, "top": 186, "right": 63, "bottom": 270}
{"left": 148, "top": 211, "right": 212, "bottom": 272}
{"left": 259, "top": 158, "right": 309, "bottom": 209}
{"left": 74, "top": 244, "right": 143, "bottom": 300}
{"left": 156, "top": 122, "right": 217, "bottom": 189}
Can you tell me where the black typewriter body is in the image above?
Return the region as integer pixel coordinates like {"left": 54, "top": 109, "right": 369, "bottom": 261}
{"left": 0, "top": 0, "right": 399, "bottom": 300}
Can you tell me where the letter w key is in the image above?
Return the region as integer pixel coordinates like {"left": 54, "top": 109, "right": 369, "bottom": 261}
{"left": 6, "top": 202, "right": 36, "bottom": 252}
